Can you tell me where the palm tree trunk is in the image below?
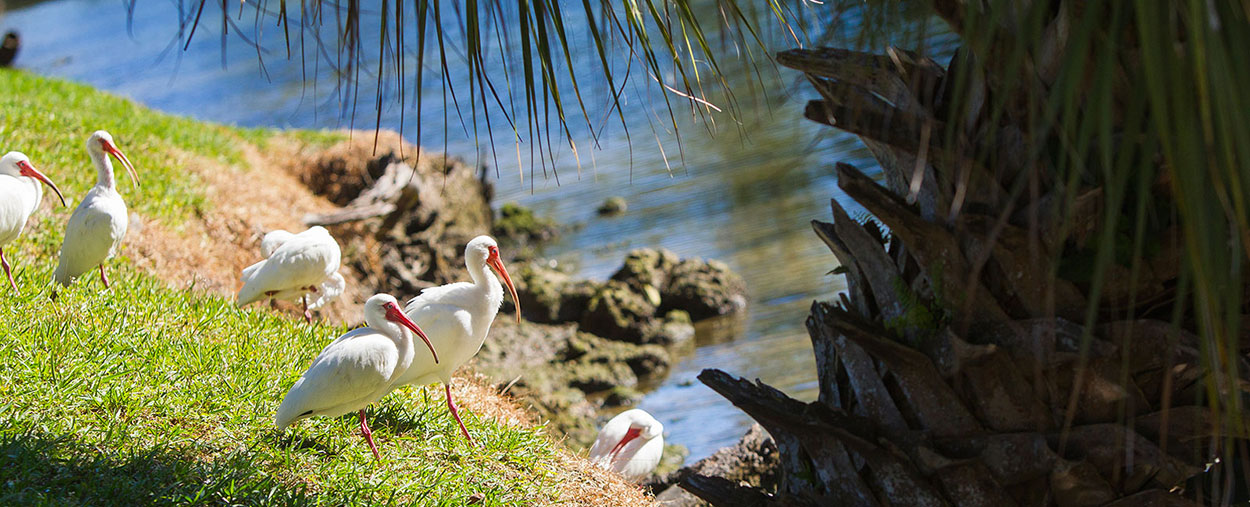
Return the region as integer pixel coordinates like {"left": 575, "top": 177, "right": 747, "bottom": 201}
{"left": 681, "top": 1, "right": 1249, "bottom": 505}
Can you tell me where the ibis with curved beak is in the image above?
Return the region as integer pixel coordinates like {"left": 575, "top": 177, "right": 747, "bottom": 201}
{"left": 276, "top": 294, "right": 439, "bottom": 460}
{"left": 388, "top": 235, "right": 520, "bottom": 443}
{"left": 53, "top": 130, "right": 139, "bottom": 292}
{"left": 0, "top": 151, "right": 66, "bottom": 291}
{"left": 588, "top": 408, "right": 665, "bottom": 481}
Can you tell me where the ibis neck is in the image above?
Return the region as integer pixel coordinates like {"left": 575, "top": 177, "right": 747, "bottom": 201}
{"left": 90, "top": 149, "right": 116, "bottom": 189}
{"left": 25, "top": 177, "right": 43, "bottom": 212}
{"left": 388, "top": 323, "right": 414, "bottom": 374}
{"left": 467, "top": 258, "right": 504, "bottom": 312}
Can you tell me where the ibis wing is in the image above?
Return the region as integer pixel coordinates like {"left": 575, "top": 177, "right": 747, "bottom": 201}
{"left": 393, "top": 302, "right": 472, "bottom": 386}
{"left": 588, "top": 410, "right": 636, "bottom": 464}
{"left": 236, "top": 241, "right": 337, "bottom": 306}
{"left": 403, "top": 282, "right": 471, "bottom": 314}
{"left": 305, "top": 272, "right": 346, "bottom": 310}
{"left": 279, "top": 329, "right": 400, "bottom": 418}
{"left": 55, "top": 191, "right": 127, "bottom": 284}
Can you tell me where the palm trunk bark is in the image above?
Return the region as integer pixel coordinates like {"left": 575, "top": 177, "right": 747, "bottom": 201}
{"left": 681, "top": 1, "right": 1249, "bottom": 505}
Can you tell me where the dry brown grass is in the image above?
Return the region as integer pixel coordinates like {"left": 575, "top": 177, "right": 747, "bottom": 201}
{"left": 122, "top": 129, "right": 658, "bottom": 507}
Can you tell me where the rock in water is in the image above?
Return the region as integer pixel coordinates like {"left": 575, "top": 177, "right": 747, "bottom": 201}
{"left": 661, "top": 258, "right": 748, "bottom": 320}
{"left": 580, "top": 280, "right": 659, "bottom": 343}
{"left": 0, "top": 32, "right": 19, "bottom": 67}
{"left": 648, "top": 424, "right": 780, "bottom": 506}
{"left": 611, "top": 248, "right": 748, "bottom": 321}
{"left": 597, "top": 196, "right": 628, "bottom": 215}
{"left": 492, "top": 202, "right": 558, "bottom": 244}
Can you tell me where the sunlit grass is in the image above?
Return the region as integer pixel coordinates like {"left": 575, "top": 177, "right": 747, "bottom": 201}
{"left": 0, "top": 265, "right": 561, "bottom": 504}
{"left": 0, "top": 69, "right": 564, "bottom": 505}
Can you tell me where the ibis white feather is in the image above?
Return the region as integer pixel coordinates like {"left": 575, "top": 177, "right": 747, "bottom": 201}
{"left": 0, "top": 151, "right": 65, "bottom": 291}
{"left": 387, "top": 235, "right": 520, "bottom": 442}
{"left": 275, "top": 294, "right": 438, "bottom": 460}
{"left": 53, "top": 131, "right": 138, "bottom": 289}
{"left": 236, "top": 226, "right": 344, "bottom": 321}
{"left": 588, "top": 408, "right": 665, "bottom": 481}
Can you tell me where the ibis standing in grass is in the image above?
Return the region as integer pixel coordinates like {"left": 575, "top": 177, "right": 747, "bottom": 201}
{"left": 275, "top": 294, "right": 439, "bottom": 460}
{"left": 388, "top": 235, "right": 520, "bottom": 443}
{"left": 588, "top": 408, "right": 665, "bottom": 481}
{"left": 53, "top": 130, "right": 139, "bottom": 292}
{"left": 0, "top": 152, "right": 66, "bottom": 291}
{"left": 236, "top": 226, "right": 345, "bottom": 323}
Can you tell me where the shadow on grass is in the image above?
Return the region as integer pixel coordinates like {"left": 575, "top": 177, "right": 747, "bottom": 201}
{"left": 275, "top": 429, "right": 340, "bottom": 456}
{"left": 0, "top": 429, "right": 362, "bottom": 505}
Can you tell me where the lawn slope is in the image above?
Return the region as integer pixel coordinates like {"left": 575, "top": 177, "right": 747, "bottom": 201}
{"left": 0, "top": 69, "right": 649, "bottom": 506}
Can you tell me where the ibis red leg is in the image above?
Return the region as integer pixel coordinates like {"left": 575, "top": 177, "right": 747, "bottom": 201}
{"left": 302, "top": 294, "right": 312, "bottom": 323}
{"left": 358, "top": 409, "right": 381, "bottom": 461}
{"left": 445, "top": 383, "right": 474, "bottom": 444}
{"left": 99, "top": 264, "right": 110, "bottom": 288}
{"left": 1, "top": 248, "right": 14, "bottom": 291}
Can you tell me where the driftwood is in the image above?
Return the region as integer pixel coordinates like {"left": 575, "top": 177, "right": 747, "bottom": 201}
{"left": 303, "top": 161, "right": 419, "bottom": 226}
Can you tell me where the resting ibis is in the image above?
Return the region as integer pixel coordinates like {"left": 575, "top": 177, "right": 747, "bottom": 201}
{"left": 388, "top": 235, "right": 520, "bottom": 443}
{"left": 0, "top": 151, "right": 66, "bottom": 291}
{"left": 237, "top": 226, "right": 345, "bottom": 322}
{"left": 275, "top": 293, "right": 439, "bottom": 460}
{"left": 53, "top": 130, "right": 139, "bottom": 291}
{"left": 588, "top": 408, "right": 664, "bottom": 481}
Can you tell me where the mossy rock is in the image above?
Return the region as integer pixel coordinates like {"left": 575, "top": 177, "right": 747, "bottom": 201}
{"left": 597, "top": 196, "right": 628, "bottom": 215}
{"left": 643, "top": 310, "right": 696, "bottom": 347}
{"left": 557, "top": 280, "right": 600, "bottom": 322}
{"left": 580, "top": 280, "right": 658, "bottom": 343}
{"left": 492, "top": 202, "right": 558, "bottom": 243}
{"left": 619, "top": 344, "right": 671, "bottom": 378}
{"left": 611, "top": 248, "right": 680, "bottom": 295}
{"left": 567, "top": 361, "right": 638, "bottom": 392}
{"left": 653, "top": 443, "right": 690, "bottom": 478}
{"left": 603, "top": 385, "right": 644, "bottom": 407}
{"left": 511, "top": 262, "right": 571, "bottom": 323}
{"left": 662, "top": 258, "right": 748, "bottom": 321}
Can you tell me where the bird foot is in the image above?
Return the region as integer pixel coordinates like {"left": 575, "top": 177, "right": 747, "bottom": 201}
{"left": 359, "top": 410, "right": 382, "bottom": 461}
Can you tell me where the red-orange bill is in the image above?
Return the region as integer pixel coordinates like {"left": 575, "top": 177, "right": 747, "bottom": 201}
{"left": 386, "top": 302, "right": 438, "bottom": 363}
{"left": 487, "top": 252, "right": 520, "bottom": 324}
{"left": 17, "top": 160, "right": 66, "bottom": 206}
{"left": 103, "top": 141, "right": 140, "bottom": 189}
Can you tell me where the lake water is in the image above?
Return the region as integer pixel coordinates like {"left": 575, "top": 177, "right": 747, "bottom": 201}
{"left": 2, "top": 1, "right": 954, "bottom": 461}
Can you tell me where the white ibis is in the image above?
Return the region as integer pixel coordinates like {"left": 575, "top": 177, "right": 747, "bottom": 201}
{"left": 53, "top": 130, "right": 139, "bottom": 292}
{"left": 388, "top": 235, "right": 520, "bottom": 443}
{"left": 275, "top": 293, "right": 439, "bottom": 460}
{"left": 0, "top": 151, "right": 66, "bottom": 291}
{"left": 236, "top": 227, "right": 345, "bottom": 323}
{"left": 588, "top": 408, "right": 665, "bottom": 481}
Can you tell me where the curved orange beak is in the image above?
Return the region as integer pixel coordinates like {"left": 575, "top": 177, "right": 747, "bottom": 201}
{"left": 101, "top": 140, "right": 140, "bottom": 189}
{"left": 487, "top": 249, "right": 520, "bottom": 323}
{"left": 17, "top": 160, "right": 66, "bottom": 206}
{"left": 385, "top": 302, "right": 438, "bottom": 363}
{"left": 608, "top": 427, "right": 643, "bottom": 461}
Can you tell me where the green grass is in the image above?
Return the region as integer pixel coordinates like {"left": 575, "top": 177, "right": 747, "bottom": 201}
{"left": 0, "top": 69, "right": 344, "bottom": 226}
{"left": 0, "top": 69, "right": 566, "bottom": 505}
